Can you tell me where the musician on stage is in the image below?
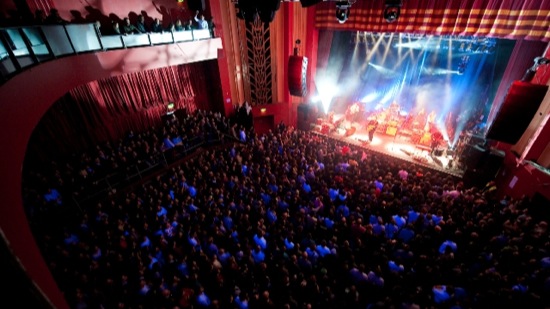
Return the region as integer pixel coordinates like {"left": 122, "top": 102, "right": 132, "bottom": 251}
{"left": 430, "top": 131, "right": 443, "bottom": 156}
{"left": 346, "top": 102, "right": 362, "bottom": 123}
{"left": 425, "top": 110, "right": 436, "bottom": 132}
{"left": 367, "top": 118, "right": 379, "bottom": 142}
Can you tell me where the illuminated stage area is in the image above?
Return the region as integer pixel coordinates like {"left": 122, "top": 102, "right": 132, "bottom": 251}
{"left": 312, "top": 110, "right": 463, "bottom": 177}
{"left": 310, "top": 31, "right": 514, "bottom": 176}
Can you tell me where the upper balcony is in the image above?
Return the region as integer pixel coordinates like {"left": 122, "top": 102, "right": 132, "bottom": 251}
{"left": 0, "top": 23, "right": 221, "bottom": 85}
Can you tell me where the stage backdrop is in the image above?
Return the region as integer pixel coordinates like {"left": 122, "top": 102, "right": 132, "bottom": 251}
{"left": 314, "top": 30, "right": 514, "bottom": 146}
{"left": 315, "top": 0, "right": 550, "bottom": 42}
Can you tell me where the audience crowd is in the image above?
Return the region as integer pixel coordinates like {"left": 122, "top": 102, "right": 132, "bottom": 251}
{"left": 24, "top": 110, "right": 230, "bottom": 214}
{"left": 0, "top": 7, "right": 215, "bottom": 38}
{"left": 23, "top": 110, "right": 550, "bottom": 309}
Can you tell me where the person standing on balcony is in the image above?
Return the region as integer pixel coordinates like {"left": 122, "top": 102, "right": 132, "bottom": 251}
{"left": 122, "top": 17, "right": 142, "bottom": 35}
{"left": 34, "top": 9, "right": 46, "bottom": 25}
{"left": 111, "top": 21, "right": 121, "bottom": 35}
{"left": 45, "top": 8, "right": 68, "bottom": 25}
{"left": 173, "top": 19, "right": 184, "bottom": 31}
{"left": 207, "top": 17, "right": 216, "bottom": 37}
{"left": 135, "top": 14, "right": 148, "bottom": 33}
{"left": 194, "top": 11, "right": 208, "bottom": 30}
{"left": 151, "top": 18, "right": 164, "bottom": 33}
{"left": 93, "top": 20, "right": 103, "bottom": 37}
{"left": 184, "top": 19, "right": 194, "bottom": 31}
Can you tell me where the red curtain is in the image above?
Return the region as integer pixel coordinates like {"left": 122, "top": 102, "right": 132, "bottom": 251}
{"left": 315, "top": 0, "right": 550, "bottom": 42}
{"left": 26, "top": 0, "right": 53, "bottom": 14}
{"left": 28, "top": 62, "right": 217, "bottom": 156}
{"left": 315, "top": 30, "right": 334, "bottom": 77}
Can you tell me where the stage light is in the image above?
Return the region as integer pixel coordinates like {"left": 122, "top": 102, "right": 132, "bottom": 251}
{"left": 335, "top": 1, "right": 351, "bottom": 24}
{"left": 361, "top": 93, "right": 379, "bottom": 103}
{"left": 311, "top": 95, "right": 321, "bottom": 103}
{"left": 316, "top": 81, "right": 338, "bottom": 114}
{"left": 384, "top": 0, "right": 402, "bottom": 23}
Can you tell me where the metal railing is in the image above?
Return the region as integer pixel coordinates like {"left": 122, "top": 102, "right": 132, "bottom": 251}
{"left": 0, "top": 23, "right": 213, "bottom": 84}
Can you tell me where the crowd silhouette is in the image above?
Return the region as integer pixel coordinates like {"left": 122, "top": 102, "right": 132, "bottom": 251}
{"left": 0, "top": 6, "right": 214, "bottom": 38}
{"left": 22, "top": 109, "right": 550, "bottom": 309}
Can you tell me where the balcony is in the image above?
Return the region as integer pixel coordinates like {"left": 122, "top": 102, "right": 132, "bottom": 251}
{"left": 0, "top": 23, "right": 215, "bottom": 84}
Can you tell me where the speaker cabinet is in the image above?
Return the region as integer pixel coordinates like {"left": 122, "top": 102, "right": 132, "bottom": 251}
{"left": 486, "top": 81, "right": 548, "bottom": 145}
{"left": 288, "top": 56, "right": 308, "bottom": 97}
{"left": 462, "top": 144, "right": 488, "bottom": 170}
{"left": 297, "top": 104, "right": 315, "bottom": 131}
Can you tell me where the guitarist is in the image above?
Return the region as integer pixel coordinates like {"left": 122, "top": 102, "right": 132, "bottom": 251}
{"left": 367, "top": 119, "right": 379, "bottom": 142}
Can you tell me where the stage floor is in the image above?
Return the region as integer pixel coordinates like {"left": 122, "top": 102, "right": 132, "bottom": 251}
{"left": 313, "top": 117, "right": 464, "bottom": 178}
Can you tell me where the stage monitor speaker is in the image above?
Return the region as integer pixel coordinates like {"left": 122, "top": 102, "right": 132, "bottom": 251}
{"left": 486, "top": 81, "right": 548, "bottom": 145}
{"left": 462, "top": 144, "right": 488, "bottom": 170}
{"left": 288, "top": 56, "right": 308, "bottom": 97}
{"left": 482, "top": 148, "right": 505, "bottom": 177}
{"left": 187, "top": 0, "right": 206, "bottom": 11}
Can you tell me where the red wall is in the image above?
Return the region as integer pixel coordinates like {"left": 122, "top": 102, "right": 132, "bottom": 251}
{"left": 252, "top": 103, "right": 294, "bottom": 130}
{"left": 0, "top": 38, "right": 220, "bottom": 309}
{"left": 495, "top": 151, "right": 550, "bottom": 200}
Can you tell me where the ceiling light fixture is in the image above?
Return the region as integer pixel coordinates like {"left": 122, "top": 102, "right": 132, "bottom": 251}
{"left": 336, "top": 1, "right": 351, "bottom": 24}
{"left": 384, "top": 0, "right": 402, "bottom": 23}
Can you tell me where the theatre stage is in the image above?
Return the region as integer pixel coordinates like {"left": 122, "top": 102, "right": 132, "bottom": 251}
{"left": 311, "top": 115, "right": 464, "bottom": 178}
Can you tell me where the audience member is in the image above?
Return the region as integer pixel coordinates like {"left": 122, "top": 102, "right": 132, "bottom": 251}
{"left": 151, "top": 17, "right": 164, "bottom": 33}
{"left": 194, "top": 11, "right": 208, "bottom": 30}
{"left": 93, "top": 20, "right": 103, "bottom": 36}
{"left": 208, "top": 17, "right": 216, "bottom": 37}
{"left": 184, "top": 19, "right": 194, "bottom": 31}
{"left": 111, "top": 21, "right": 121, "bottom": 35}
{"left": 44, "top": 8, "right": 68, "bottom": 25}
{"left": 174, "top": 19, "right": 184, "bottom": 31}
{"left": 121, "top": 17, "right": 142, "bottom": 35}
{"left": 34, "top": 9, "right": 46, "bottom": 24}
{"left": 136, "top": 14, "right": 148, "bottom": 33}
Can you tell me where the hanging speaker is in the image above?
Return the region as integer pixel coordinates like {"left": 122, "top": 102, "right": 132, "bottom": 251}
{"left": 288, "top": 55, "right": 308, "bottom": 97}
{"left": 486, "top": 81, "right": 548, "bottom": 145}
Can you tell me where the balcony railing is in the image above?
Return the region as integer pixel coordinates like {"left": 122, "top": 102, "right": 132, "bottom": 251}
{"left": 0, "top": 23, "right": 213, "bottom": 84}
